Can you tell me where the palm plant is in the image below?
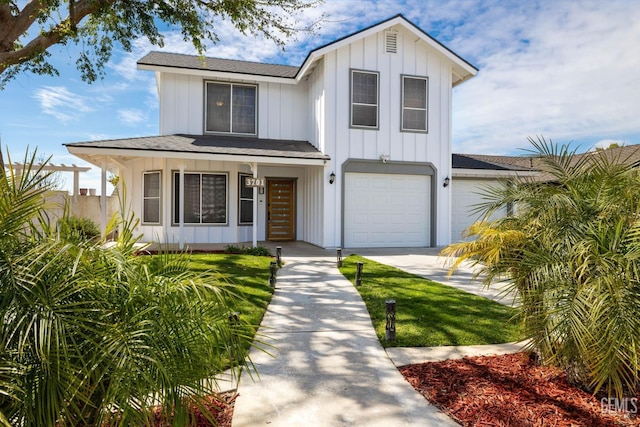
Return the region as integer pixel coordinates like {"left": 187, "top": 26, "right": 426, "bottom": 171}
{"left": 442, "top": 137, "right": 640, "bottom": 399}
{"left": 0, "top": 150, "right": 252, "bottom": 425}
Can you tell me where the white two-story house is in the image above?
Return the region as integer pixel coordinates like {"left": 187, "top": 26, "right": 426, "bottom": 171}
{"left": 66, "top": 14, "right": 478, "bottom": 249}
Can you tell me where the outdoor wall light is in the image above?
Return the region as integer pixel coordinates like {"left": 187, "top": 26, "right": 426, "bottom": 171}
{"left": 443, "top": 176, "right": 450, "bottom": 187}
{"left": 329, "top": 171, "right": 336, "bottom": 184}
{"left": 216, "top": 100, "right": 224, "bottom": 107}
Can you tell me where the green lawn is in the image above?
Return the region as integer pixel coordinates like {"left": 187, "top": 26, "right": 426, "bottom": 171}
{"left": 339, "top": 254, "right": 523, "bottom": 348}
{"left": 187, "top": 253, "right": 275, "bottom": 332}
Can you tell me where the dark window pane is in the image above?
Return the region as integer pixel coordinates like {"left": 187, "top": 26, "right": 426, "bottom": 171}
{"left": 232, "top": 86, "right": 256, "bottom": 134}
{"left": 352, "top": 105, "right": 377, "bottom": 127}
{"left": 174, "top": 173, "right": 180, "bottom": 223}
{"left": 183, "top": 174, "right": 201, "bottom": 223}
{"left": 202, "top": 174, "right": 227, "bottom": 223}
{"left": 239, "top": 175, "right": 253, "bottom": 199}
{"left": 206, "top": 83, "right": 231, "bottom": 132}
{"left": 352, "top": 72, "right": 378, "bottom": 105}
{"left": 144, "top": 172, "right": 160, "bottom": 198}
{"left": 173, "top": 173, "right": 227, "bottom": 224}
{"left": 403, "top": 109, "right": 426, "bottom": 130}
{"left": 239, "top": 174, "right": 254, "bottom": 225}
{"left": 143, "top": 199, "right": 160, "bottom": 223}
{"left": 403, "top": 78, "right": 427, "bottom": 108}
{"left": 240, "top": 200, "right": 253, "bottom": 223}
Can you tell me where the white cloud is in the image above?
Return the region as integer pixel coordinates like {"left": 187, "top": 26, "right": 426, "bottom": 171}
{"left": 117, "top": 108, "right": 146, "bottom": 126}
{"left": 33, "top": 86, "right": 94, "bottom": 123}
{"left": 450, "top": 1, "right": 640, "bottom": 154}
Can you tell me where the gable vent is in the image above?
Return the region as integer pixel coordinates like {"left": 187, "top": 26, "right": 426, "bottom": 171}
{"left": 385, "top": 31, "right": 398, "bottom": 54}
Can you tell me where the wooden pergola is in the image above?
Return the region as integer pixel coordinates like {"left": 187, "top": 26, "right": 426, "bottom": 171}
{"left": 9, "top": 162, "right": 91, "bottom": 196}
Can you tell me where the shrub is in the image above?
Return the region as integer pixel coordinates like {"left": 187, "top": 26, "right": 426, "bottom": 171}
{"left": 0, "top": 151, "right": 252, "bottom": 426}
{"left": 224, "top": 244, "right": 272, "bottom": 257}
{"left": 244, "top": 246, "right": 272, "bottom": 257}
{"left": 224, "top": 244, "right": 244, "bottom": 254}
{"left": 57, "top": 215, "right": 100, "bottom": 242}
{"left": 442, "top": 137, "right": 640, "bottom": 399}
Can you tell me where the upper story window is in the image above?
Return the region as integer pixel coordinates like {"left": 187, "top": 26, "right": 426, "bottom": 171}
{"left": 350, "top": 70, "right": 379, "bottom": 129}
{"left": 401, "top": 75, "right": 428, "bottom": 132}
{"left": 205, "top": 81, "right": 257, "bottom": 135}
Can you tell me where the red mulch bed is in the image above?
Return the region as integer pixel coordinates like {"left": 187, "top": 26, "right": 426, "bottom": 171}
{"left": 400, "top": 352, "right": 640, "bottom": 427}
{"left": 150, "top": 391, "right": 236, "bottom": 427}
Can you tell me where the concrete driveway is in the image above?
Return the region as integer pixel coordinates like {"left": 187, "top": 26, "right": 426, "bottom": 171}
{"left": 347, "top": 247, "right": 518, "bottom": 307}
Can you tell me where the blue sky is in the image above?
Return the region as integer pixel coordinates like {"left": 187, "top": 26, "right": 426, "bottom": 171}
{"left": 1, "top": 0, "right": 640, "bottom": 193}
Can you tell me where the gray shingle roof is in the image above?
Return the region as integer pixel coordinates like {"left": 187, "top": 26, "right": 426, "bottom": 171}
{"left": 452, "top": 154, "right": 537, "bottom": 171}
{"left": 138, "top": 14, "right": 477, "bottom": 81}
{"left": 65, "top": 134, "right": 330, "bottom": 161}
{"left": 137, "top": 52, "right": 299, "bottom": 78}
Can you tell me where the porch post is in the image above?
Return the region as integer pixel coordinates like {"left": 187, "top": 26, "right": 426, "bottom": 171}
{"left": 179, "top": 165, "right": 185, "bottom": 250}
{"left": 100, "top": 161, "right": 107, "bottom": 238}
{"left": 251, "top": 162, "right": 258, "bottom": 248}
{"left": 73, "top": 170, "right": 80, "bottom": 197}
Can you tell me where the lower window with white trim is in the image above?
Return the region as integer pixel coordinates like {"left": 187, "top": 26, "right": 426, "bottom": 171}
{"left": 142, "top": 171, "right": 161, "bottom": 225}
{"left": 238, "top": 173, "right": 254, "bottom": 225}
{"left": 172, "top": 172, "right": 228, "bottom": 225}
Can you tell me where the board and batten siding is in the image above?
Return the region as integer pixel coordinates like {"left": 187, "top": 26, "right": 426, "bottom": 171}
{"left": 158, "top": 72, "right": 309, "bottom": 140}
{"left": 301, "top": 166, "right": 324, "bottom": 247}
{"left": 307, "top": 59, "right": 325, "bottom": 152}
{"left": 128, "top": 155, "right": 320, "bottom": 245}
{"left": 317, "top": 25, "right": 456, "bottom": 247}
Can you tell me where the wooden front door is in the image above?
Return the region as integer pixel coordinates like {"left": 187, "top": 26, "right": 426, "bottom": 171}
{"left": 267, "top": 179, "right": 295, "bottom": 241}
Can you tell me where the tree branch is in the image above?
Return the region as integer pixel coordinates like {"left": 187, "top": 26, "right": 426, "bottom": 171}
{"left": 0, "top": 0, "right": 114, "bottom": 74}
{"left": 0, "top": 4, "right": 13, "bottom": 26}
{"left": 0, "top": 1, "right": 47, "bottom": 51}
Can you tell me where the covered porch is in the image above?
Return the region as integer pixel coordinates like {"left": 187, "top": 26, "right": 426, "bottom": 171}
{"left": 66, "top": 134, "right": 330, "bottom": 248}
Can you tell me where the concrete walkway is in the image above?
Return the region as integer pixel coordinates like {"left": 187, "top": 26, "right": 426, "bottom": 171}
{"left": 231, "top": 253, "right": 457, "bottom": 427}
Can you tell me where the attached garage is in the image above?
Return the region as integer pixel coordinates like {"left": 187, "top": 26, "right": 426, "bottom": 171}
{"left": 451, "top": 154, "right": 539, "bottom": 242}
{"left": 344, "top": 172, "right": 430, "bottom": 248}
{"left": 450, "top": 154, "right": 539, "bottom": 243}
{"left": 451, "top": 178, "right": 507, "bottom": 242}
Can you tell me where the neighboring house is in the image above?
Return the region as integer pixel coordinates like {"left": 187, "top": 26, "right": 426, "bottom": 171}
{"left": 66, "top": 14, "right": 479, "bottom": 249}
{"left": 449, "top": 144, "right": 640, "bottom": 241}
{"left": 450, "top": 154, "right": 539, "bottom": 241}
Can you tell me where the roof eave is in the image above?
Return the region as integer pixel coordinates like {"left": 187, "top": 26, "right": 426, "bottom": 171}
{"left": 137, "top": 63, "right": 297, "bottom": 84}
{"left": 66, "top": 145, "right": 328, "bottom": 167}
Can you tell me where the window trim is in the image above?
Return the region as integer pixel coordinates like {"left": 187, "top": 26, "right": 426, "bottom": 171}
{"left": 238, "top": 173, "right": 254, "bottom": 226}
{"left": 204, "top": 80, "right": 258, "bottom": 136}
{"left": 349, "top": 69, "right": 380, "bottom": 130}
{"left": 401, "top": 74, "right": 429, "bottom": 133}
{"left": 142, "top": 171, "right": 162, "bottom": 225}
{"left": 171, "top": 171, "right": 229, "bottom": 226}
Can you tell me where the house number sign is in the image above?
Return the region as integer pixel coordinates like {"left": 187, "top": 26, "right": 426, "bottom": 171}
{"left": 244, "top": 177, "right": 265, "bottom": 187}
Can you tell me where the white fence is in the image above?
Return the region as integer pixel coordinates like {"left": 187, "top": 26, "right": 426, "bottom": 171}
{"left": 46, "top": 190, "right": 120, "bottom": 229}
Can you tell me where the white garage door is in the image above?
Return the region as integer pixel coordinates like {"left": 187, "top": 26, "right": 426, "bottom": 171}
{"left": 451, "top": 179, "right": 507, "bottom": 242}
{"left": 344, "top": 173, "right": 430, "bottom": 248}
